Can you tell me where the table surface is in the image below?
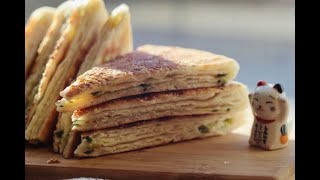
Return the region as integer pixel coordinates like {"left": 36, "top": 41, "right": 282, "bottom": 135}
{"left": 25, "top": 113, "right": 295, "bottom": 180}
{"left": 26, "top": 134, "right": 295, "bottom": 180}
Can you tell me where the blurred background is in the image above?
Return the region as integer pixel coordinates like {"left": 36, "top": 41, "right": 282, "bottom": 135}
{"left": 26, "top": 0, "right": 295, "bottom": 127}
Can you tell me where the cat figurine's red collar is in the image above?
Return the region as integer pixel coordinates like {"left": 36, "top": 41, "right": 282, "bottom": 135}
{"left": 255, "top": 116, "right": 275, "bottom": 124}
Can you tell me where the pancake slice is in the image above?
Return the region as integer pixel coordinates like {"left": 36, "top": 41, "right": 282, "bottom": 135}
{"left": 74, "top": 110, "right": 251, "bottom": 157}
{"left": 71, "top": 82, "right": 249, "bottom": 131}
{"left": 25, "top": 0, "right": 109, "bottom": 143}
{"left": 53, "top": 3, "right": 133, "bottom": 153}
{"left": 57, "top": 46, "right": 240, "bottom": 112}
{"left": 53, "top": 112, "right": 73, "bottom": 153}
{"left": 25, "top": 1, "right": 74, "bottom": 127}
{"left": 63, "top": 131, "right": 81, "bottom": 158}
{"left": 25, "top": 6, "right": 55, "bottom": 78}
{"left": 79, "top": 3, "right": 133, "bottom": 74}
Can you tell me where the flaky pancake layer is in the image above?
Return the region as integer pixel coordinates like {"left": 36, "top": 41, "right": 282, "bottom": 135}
{"left": 25, "top": 1, "right": 74, "bottom": 128}
{"left": 53, "top": 3, "right": 133, "bottom": 154}
{"left": 25, "top": 6, "right": 55, "bottom": 78}
{"left": 57, "top": 45, "right": 239, "bottom": 112}
{"left": 71, "top": 82, "right": 249, "bottom": 131}
{"left": 78, "top": 3, "right": 133, "bottom": 74}
{"left": 53, "top": 112, "right": 73, "bottom": 153}
{"left": 25, "top": 0, "right": 109, "bottom": 143}
{"left": 74, "top": 110, "right": 251, "bottom": 157}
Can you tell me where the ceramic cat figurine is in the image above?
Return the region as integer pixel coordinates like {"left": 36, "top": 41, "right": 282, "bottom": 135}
{"left": 249, "top": 80, "right": 289, "bottom": 150}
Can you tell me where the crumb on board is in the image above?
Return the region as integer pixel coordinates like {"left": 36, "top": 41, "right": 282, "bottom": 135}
{"left": 223, "top": 161, "right": 230, "bottom": 165}
{"left": 46, "top": 158, "right": 60, "bottom": 164}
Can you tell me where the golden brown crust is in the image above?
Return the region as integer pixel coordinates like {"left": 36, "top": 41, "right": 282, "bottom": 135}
{"left": 61, "top": 45, "right": 239, "bottom": 99}
{"left": 26, "top": 32, "right": 98, "bottom": 142}
{"left": 54, "top": 4, "right": 133, "bottom": 154}
{"left": 25, "top": 7, "right": 56, "bottom": 78}
{"left": 76, "top": 4, "right": 132, "bottom": 75}
{"left": 92, "top": 4, "right": 133, "bottom": 66}
{"left": 25, "top": 1, "right": 74, "bottom": 121}
{"left": 137, "top": 44, "right": 234, "bottom": 66}
{"left": 62, "top": 51, "right": 178, "bottom": 98}
{"left": 25, "top": 0, "right": 109, "bottom": 143}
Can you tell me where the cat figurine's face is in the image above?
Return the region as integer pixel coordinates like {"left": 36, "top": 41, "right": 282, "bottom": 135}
{"left": 250, "top": 81, "right": 285, "bottom": 121}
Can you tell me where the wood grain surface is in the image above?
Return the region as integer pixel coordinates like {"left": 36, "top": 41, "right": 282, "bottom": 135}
{"left": 25, "top": 133, "right": 295, "bottom": 180}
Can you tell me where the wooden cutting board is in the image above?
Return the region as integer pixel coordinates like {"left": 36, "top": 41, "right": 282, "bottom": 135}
{"left": 25, "top": 133, "right": 295, "bottom": 180}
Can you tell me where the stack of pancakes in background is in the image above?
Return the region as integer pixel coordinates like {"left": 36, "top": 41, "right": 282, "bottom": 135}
{"left": 56, "top": 45, "right": 251, "bottom": 158}
{"left": 24, "top": 0, "right": 133, "bottom": 157}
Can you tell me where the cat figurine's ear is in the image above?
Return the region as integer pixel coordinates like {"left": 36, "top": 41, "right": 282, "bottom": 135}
{"left": 257, "top": 80, "right": 267, "bottom": 87}
{"left": 273, "top": 84, "right": 284, "bottom": 94}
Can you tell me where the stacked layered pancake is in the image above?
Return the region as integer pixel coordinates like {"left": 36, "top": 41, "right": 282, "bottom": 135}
{"left": 25, "top": 0, "right": 133, "bottom": 148}
{"left": 56, "top": 45, "right": 250, "bottom": 158}
{"left": 52, "top": 3, "right": 132, "bottom": 156}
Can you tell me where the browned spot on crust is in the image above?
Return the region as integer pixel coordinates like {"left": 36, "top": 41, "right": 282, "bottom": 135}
{"left": 62, "top": 45, "right": 237, "bottom": 100}
{"left": 65, "top": 51, "right": 180, "bottom": 98}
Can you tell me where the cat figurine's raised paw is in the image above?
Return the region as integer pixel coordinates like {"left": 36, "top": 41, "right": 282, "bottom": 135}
{"left": 248, "top": 80, "right": 289, "bottom": 150}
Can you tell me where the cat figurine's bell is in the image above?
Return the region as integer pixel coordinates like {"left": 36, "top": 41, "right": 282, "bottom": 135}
{"left": 248, "top": 80, "right": 289, "bottom": 150}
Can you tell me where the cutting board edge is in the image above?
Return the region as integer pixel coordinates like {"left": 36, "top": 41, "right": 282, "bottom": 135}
{"left": 26, "top": 163, "right": 287, "bottom": 180}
